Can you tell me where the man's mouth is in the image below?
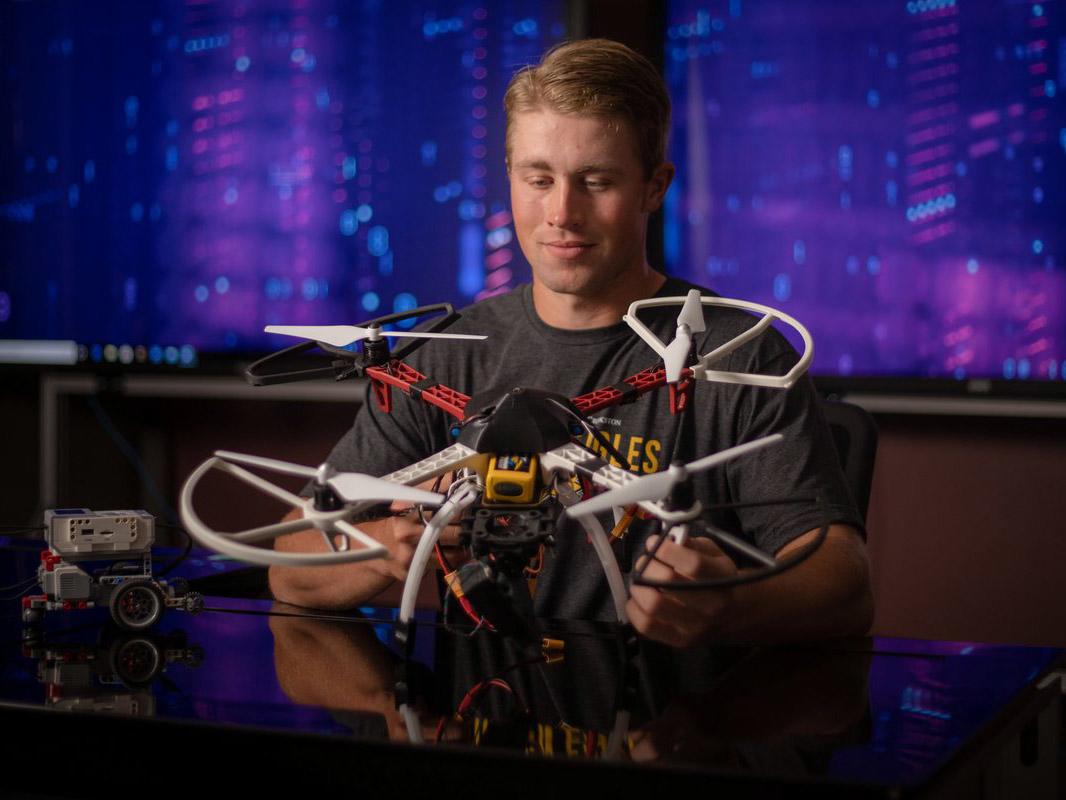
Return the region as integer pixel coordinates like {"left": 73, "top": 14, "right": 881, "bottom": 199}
{"left": 543, "top": 240, "right": 595, "bottom": 259}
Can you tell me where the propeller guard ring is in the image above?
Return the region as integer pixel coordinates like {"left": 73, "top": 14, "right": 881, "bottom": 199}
{"left": 623, "top": 294, "right": 814, "bottom": 390}
{"left": 179, "top": 455, "right": 390, "bottom": 568}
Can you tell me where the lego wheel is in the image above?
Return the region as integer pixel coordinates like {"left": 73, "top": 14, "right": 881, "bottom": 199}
{"left": 110, "top": 580, "right": 164, "bottom": 631}
{"left": 113, "top": 637, "right": 163, "bottom": 686}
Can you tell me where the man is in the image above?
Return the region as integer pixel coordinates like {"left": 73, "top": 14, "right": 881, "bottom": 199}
{"left": 270, "top": 39, "right": 873, "bottom": 647}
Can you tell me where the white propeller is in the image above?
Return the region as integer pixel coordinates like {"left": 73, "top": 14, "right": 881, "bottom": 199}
{"left": 663, "top": 330, "right": 692, "bottom": 384}
{"left": 623, "top": 289, "right": 707, "bottom": 383}
{"left": 676, "top": 288, "right": 707, "bottom": 333}
{"left": 213, "top": 450, "right": 444, "bottom": 507}
{"left": 663, "top": 290, "right": 707, "bottom": 382}
{"left": 264, "top": 324, "right": 486, "bottom": 348}
{"left": 565, "top": 434, "right": 783, "bottom": 517}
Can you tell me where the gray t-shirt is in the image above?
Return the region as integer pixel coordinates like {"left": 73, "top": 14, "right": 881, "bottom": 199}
{"left": 327, "top": 278, "right": 862, "bottom": 620}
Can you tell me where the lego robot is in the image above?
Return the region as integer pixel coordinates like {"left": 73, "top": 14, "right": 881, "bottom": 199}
{"left": 22, "top": 509, "right": 203, "bottom": 631}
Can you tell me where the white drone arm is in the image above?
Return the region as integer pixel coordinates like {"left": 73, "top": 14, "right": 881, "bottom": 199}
{"left": 540, "top": 443, "right": 668, "bottom": 519}
{"left": 378, "top": 442, "right": 486, "bottom": 487}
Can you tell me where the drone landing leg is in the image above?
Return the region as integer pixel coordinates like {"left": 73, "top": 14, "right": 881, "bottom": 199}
{"left": 371, "top": 378, "right": 392, "bottom": 413}
{"left": 397, "top": 483, "right": 480, "bottom": 639}
{"left": 399, "top": 703, "right": 424, "bottom": 745}
{"left": 668, "top": 378, "right": 693, "bottom": 415}
{"left": 555, "top": 483, "right": 629, "bottom": 624}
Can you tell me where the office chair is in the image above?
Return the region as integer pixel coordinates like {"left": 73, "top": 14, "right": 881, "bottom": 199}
{"left": 821, "top": 400, "right": 878, "bottom": 523}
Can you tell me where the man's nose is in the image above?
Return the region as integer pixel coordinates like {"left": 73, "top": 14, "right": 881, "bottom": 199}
{"left": 548, "top": 182, "right": 582, "bottom": 229}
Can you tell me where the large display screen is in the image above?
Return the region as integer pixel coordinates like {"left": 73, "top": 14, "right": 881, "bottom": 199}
{"left": 664, "top": 0, "right": 1065, "bottom": 384}
{"left": 0, "top": 1, "right": 564, "bottom": 368}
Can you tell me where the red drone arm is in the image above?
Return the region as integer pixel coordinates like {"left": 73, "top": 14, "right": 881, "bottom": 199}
{"left": 367, "top": 360, "right": 691, "bottom": 424}
{"left": 365, "top": 361, "right": 470, "bottom": 421}
{"left": 571, "top": 365, "right": 693, "bottom": 415}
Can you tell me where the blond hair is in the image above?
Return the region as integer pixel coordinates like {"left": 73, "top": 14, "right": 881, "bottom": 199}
{"left": 504, "top": 39, "right": 670, "bottom": 178}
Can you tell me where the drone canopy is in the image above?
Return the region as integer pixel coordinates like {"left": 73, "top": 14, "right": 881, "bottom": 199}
{"left": 458, "top": 387, "right": 578, "bottom": 454}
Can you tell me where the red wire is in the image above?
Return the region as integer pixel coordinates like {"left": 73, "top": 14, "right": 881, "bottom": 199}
{"left": 436, "top": 543, "right": 494, "bottom": 630}
{"left": 436, "top": 678, "right": 516, "bottom": 743}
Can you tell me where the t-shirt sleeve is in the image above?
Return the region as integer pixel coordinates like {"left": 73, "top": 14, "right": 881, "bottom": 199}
{"left": 720, "top": 330, "right": 865, "bottom": 556}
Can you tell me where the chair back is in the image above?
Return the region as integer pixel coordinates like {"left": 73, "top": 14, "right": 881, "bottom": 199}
{"left": 821, "top": 400, "right": 878, "bottom": 522}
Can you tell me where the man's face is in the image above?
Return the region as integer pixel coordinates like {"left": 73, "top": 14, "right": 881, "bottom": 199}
{"left": 508, "top": 109, "right": 672, "bottom": 301}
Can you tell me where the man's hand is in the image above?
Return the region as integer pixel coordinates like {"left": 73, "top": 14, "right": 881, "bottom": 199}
{"left": 627, "top": 525, "right": 873, "bottom": 647}
{"left": 626, "top": 535, "right": 738, "bottom": 648}
{"left": 383, "top": 480, "right": 466, "bottom": 583}
{"left": 269, "top": 474, "right": 465, "bottom": 609}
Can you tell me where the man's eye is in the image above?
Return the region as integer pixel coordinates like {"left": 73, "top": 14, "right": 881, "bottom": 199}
{"left": 584, "top": 180, "right": 610, "bottom": 190}
{"left": 527, "top": 176, "right": 552, "bottom": 188}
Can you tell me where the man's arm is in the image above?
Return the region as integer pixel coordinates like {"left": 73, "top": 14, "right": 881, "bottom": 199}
{"left": 268, "top": 507, "right": 443, "bottom": 610}
{"left": 269, "top": 474, "right": 465, "bottom": 609}
{"left": 625, "top": 524, "right": 873, "bottom": 647}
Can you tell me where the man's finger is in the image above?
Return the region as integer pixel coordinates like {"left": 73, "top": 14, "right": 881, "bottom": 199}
{"left": 629, "top": 555, "right": 709, "bottom": 628}
{"left": 643, "top": 535, "right": 736, "bottom": 581}
{"left": 625, "top": 597, "right": 692, "bottom": 647}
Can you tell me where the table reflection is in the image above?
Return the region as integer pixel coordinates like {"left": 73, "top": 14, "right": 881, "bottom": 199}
{"left": 268, "top": 606, "right": 873, "bottom": 777}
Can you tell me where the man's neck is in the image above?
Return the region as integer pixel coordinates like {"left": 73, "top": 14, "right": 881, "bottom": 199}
{"left": 531, "top": 267, "right": 667, "bottom": 330}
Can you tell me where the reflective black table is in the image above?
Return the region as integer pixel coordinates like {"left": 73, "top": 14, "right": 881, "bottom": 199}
{"left": 1, "top": 540, "right": 1061, "bottom": 799}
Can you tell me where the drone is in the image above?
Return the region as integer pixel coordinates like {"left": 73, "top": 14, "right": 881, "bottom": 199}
{"left": 179, "top": 290, "right": 819, "bottom": 644}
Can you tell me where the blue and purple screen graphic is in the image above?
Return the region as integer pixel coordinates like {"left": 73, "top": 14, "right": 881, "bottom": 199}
{"left": 0, "top": 1, "right": 563, "bottom": 367}
{"left": 665, "top": 0, "right": 1065, "bottom": 381}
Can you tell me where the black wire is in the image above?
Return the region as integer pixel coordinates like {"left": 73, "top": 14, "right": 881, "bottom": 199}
{"left": 0, "top": 575, "right": 38, "bottom": 593}
{"left": 631, "top": 496, "right": 831, "bottom": 590}
{"left": 155, "top": 524, "right": 195, "bottom": 576}
{"left": 548, "top": 398, "right": 634, "bottom": 471}
{"left": 0, "top": 579, "right": 40, "bottom": 600}
{"left": 441, "top": 589, "right": 487, "bottom": 638}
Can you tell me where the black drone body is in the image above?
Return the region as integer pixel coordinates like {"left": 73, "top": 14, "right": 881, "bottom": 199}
{"left": 456, "top": 387, "right": 580, "bottom": 454}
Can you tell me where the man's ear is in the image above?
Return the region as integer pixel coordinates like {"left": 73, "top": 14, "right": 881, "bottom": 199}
{"left": 642, "top": 162, "right": 676, "bottom": 213}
